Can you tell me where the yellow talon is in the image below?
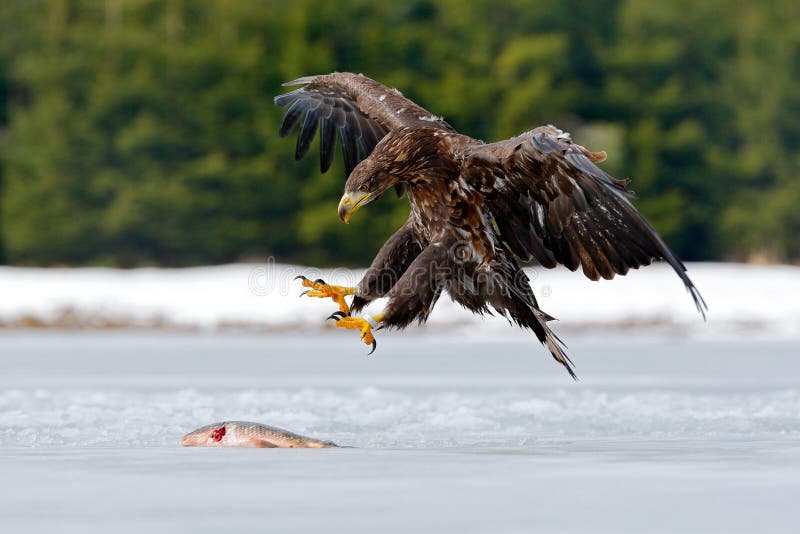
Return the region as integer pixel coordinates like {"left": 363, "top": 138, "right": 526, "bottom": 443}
{"left": 296, "top": 276, "right": 355, "bottom": 315}
{"left": 329, "top": 314, "right": 384, "bottom": 354}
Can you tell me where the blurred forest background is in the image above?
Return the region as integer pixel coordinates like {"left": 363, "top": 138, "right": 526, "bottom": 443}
{"left": 0, "top": 0, "right": 798, "bottom": 267}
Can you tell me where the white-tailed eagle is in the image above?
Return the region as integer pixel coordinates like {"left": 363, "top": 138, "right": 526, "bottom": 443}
{"left": 275, "top": 73, "right": 706, "bottom": 378}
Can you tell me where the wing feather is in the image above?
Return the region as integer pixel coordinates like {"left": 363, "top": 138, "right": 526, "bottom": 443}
{"left": 469, "top": 125, "right": 706, "bottom": 317}
{"left": 295, "top": 109, "right": 319, "bottom": 160}
{"left": 318, "top": 117, "right": 337, "bottom": 173}
{"left": 274, "top": 72, "right": 455, "bottom": 177}
{"left": 279, "top": 99, "right": 305, "bottom": 138}
{"left": 339, "top": 123, "right": 359, "bottom": 176}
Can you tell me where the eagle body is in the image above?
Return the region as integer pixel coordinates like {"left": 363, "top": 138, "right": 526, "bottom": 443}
{"left": 343, "top": 127, "right": 568, "bottom": 370}
{"left": 275, "top": 73, "right": 706, "bottom": 377}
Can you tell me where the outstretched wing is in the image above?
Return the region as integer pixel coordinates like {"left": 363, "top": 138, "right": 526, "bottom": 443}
{"left": 274, "top": 72, "right": 455, "bottom": 176}
{"left": 467, "top": 125, "right": 706, "bottom": 317}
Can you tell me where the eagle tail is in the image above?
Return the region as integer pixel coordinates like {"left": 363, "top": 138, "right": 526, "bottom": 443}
{"left": 502, "top": 291, "right": 576, "bottom": 380}
{"left": 533, "top": 309, "right": 576, "bottom": 380}
{"left": 491, "top": 261, "right": 576, "bottom": 379}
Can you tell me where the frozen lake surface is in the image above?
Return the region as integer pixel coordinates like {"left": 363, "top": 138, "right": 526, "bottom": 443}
{"left": 1, "top": 332, "right": 799, "bottom": 532}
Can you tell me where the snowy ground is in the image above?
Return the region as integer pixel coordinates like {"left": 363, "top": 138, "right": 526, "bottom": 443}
{"left": 1, "top": 332, "right": 799, "bottom": 532}
{"left": 0, "top": 262, "right": 798, "bottom": 337}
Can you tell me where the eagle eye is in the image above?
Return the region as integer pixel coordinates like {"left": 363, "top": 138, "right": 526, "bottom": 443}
{"left": 358, "top": 184, "right": 369, "bottom": 192}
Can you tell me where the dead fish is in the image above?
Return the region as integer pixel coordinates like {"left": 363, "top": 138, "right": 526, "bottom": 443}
{"left": 181, "top": 421, "right": 338, "bottom": 448}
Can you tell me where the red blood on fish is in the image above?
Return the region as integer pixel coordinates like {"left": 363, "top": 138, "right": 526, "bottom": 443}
{"left": 211, "top": 426, "right": 226, "bottom": 442}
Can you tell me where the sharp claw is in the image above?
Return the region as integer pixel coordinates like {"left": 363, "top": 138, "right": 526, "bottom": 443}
{"left": 299, "top": 290, "right": 310, "bottom": 297}
{"left": 330, "top": 311, "right": 346, "bottom": 319}
{"left": 313, "top": 278, "right": 325, "bottom": 285}
{"left": 294, "top": 275, "right": 308, "bottom": 282}
{"left": 326, "top": 314, "right": 341, "bottom": 321}
{"left": 368, "top": 339, "right": 377, "bottom": 355}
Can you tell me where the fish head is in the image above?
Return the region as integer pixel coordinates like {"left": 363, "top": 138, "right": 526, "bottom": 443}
{"left": 181, "top": 423, "right": 227, "bottom": 447}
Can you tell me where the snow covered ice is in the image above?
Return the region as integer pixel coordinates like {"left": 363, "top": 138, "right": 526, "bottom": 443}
{"left": 1, "top": 331, "right": 799, "bottom": 532}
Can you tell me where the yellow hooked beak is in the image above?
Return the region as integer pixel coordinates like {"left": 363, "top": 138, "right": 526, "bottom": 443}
{"left": 338, "top": 191, "right": 372, "bottom": 223}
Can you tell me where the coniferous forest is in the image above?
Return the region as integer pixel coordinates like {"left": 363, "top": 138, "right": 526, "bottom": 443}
{"left": 0, "top": 0, "right": 798, "bottom": 267}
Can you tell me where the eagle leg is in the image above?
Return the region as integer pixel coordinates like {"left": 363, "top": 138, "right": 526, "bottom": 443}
{"left": 327, "top": 313, "right": 383, "bottom": 355}
{"left": 295, "top": 275, "right": 355, "bottom": 315}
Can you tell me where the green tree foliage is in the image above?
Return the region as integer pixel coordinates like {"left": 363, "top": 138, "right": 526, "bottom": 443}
{"left": 0, "top": 0, "right": 797, "bottom": 266}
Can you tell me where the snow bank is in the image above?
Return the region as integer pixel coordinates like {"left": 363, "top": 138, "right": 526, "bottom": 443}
{"left": 0, "top": 262, "right": 797, "bottom": 338}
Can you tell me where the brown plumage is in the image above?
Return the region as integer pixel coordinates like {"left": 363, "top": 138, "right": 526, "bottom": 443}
{"left": 275, "top": 72, "right": 706, "bottom": 378}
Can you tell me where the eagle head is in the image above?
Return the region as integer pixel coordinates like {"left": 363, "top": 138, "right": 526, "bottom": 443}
{"left": 338, "top": 128, "right": 449, "bottom": 223}
{"left": 337, "top": 131, "right": 415, "bottom": 223}
{"left": 338, "top": 160, "right": 397, "bottom": 223}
